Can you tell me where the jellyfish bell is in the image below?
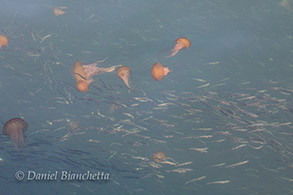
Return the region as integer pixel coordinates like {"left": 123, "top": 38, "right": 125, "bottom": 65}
{"left": 3, "top": 118, "right": 28, "bottom": 150}
{"left": 176, "top": 37, "right": 191, "bottom": 49}
{"left": 53, "top": 7, "right": 66, "bottom": 16}
{"left": 168, "top": 37, "right": 191, "bottom": 57}
{"left": 153, "top": 151, "right": 166, "bottom": 163}
{"left": 151, "top": 63, "right": 171, "bottom": 81}
{"left": 116, "top": 66, "right": 131, "bottom": 89}
{"left": 72, "top": 60, "right": 92, "bottom": 92}
{"left": 72, "top": 60, "right": 87, "bottom": 81}
{"left": 76, "top": 80, "right": 89, "bottom": 92}
{"left": 0, "top": 35, "right": 9, "bottom": 48}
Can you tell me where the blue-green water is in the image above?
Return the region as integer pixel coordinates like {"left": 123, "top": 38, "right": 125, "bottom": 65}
{"left": 0, "top": 0, "right": 292, "bottom": 194}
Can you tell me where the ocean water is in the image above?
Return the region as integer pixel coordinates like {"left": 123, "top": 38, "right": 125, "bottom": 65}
{"left": 0, "top": 0, "right": 292, "bottom": 194}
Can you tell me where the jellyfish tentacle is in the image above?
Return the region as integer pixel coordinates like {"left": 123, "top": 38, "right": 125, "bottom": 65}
{"left": 116, "top": 66, "right": 131, "bottom": 89}
{"left": 86, "top": 78, "right": 94, "bottom": 85}
{"left": 103, "top": 65, "right": 122, "bottom": 73}
{"left": 84, "top": 57, "right": 108, "bottom": 67}
{"left": 83, "top": 64, "right": 120, "bottom": 78}
{"left": 163, "top": 67, "right": 171, "bottom": 76}
{"left": 168, "top": 44, "right": 182, "bottom": 57}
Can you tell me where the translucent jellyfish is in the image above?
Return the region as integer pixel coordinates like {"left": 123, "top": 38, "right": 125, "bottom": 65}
{"left": 3, "top": 118, "right": 28, "bottom": 150}
{"left": 116, "top": 66, "right": 131, "bottom": 89}
{"left": 168, "top": 37, "right": 191, "bottom": 57}
{"left": 151, "top": 63, "right": 171, "bottom": 81}
{"left": 0, "top": 35, "right": 9, "bottom": 48}
{"left": 72, "top": 59, "right": 121, "bottom": 92}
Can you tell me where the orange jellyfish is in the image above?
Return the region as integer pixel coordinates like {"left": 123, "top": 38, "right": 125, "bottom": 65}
{"left": 0, "top": 35, "right": 9, "bottom": 48}
{"left": 153, "top": 151, "right": 179, "bottom": 165}
{"left": 153, "top": 151, "right": 166, "bottom": 163}
{"left": 72, "top": 59, "right": 121, "bottom": 92}
{"left": 116, "top": 66, "right": 131, "bottom": 89}
{"left": 53, "top": 7, "right": 66, "bottom": 16}
{"left": 3, "top": 118, "right": 28, "bottom": 150}
{"left": 168, "top": 37, "right": 191, "bottom": 57}
{"left": 151, "top": 63, "right": 171, "bottom": 81}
